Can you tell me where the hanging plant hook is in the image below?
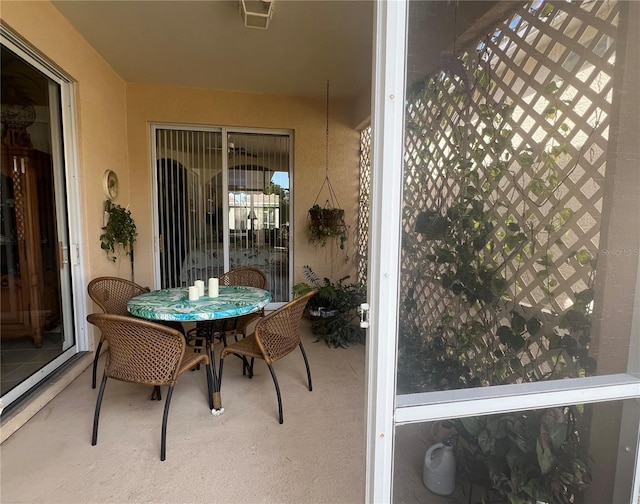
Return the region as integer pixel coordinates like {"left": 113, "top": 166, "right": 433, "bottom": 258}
{"left": 312, "top": 80, "right": 343, "bottom": 210}
{"left": 308, "top": 80, "right": 348, "bottom": 251}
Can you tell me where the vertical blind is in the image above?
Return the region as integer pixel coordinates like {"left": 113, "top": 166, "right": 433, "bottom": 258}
{"left": 154, "top": 127, "right": 291, "bottom": 303}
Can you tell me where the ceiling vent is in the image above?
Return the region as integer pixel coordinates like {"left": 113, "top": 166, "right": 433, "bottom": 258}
{"left": 239, "top": 0, "right": 274, "bottom": 30}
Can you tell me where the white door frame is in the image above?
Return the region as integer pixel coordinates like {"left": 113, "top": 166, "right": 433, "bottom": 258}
{"left": 365, "top": 1, "right": 407, "bottom": 501}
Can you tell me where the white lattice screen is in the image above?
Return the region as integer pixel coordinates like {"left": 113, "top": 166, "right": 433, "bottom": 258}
{"left": 357, "top": 126, "right": 372, "bottom": 286}
{"left": 398, "top": 0, "right": 617, "bottom": 389}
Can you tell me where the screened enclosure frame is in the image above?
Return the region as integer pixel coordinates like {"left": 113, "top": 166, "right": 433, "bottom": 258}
{"left": 365, "top": 1, "right": 640, "bottom": 502}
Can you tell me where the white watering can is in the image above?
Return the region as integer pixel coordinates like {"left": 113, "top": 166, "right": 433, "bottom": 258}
{"left": 423, "top": 437, "right": 456, "bottom": 496}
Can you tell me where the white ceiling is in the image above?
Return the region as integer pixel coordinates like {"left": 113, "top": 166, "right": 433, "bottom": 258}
{"left": 51, "top": 0, "right": 374, "bottom": 101}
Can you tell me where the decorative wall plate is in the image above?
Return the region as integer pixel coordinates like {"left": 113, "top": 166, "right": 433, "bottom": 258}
{"left": 103, "top": 170, "right": 119, "bottom": 200}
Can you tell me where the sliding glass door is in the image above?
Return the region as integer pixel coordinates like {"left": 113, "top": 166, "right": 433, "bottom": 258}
{"left": 1, "top": 32, "right": 79, "bottom": 410}
{"left": 226, "top": 132, "right": 290, "bottom": 304}
{"left": 152, "top": 126, "right": 292, "bottom": 306}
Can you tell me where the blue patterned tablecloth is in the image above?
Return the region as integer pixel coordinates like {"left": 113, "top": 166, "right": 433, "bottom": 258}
{"left": 127, "top": 286, "right": 271, "bottom": 322}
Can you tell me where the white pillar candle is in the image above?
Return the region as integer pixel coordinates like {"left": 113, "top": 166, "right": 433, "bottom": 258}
{"left": 194, "top": 280, "right": 205, "bottom": 297}
{"left": 208, "top": 277, "right": 219, "bottom": 298}
{"left": 188, "top": 285, "right": 199, "bottom": 301}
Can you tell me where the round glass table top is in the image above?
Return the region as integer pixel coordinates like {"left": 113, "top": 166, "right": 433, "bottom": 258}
{"left": 127, "top": 286, "right": 271, "bottom": 322}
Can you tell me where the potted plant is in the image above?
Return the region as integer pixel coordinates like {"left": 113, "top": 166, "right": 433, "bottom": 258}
{"left": 296, "top": 284, "right": 338, "bottom": 319}
{"left": 452, "top": 407, "right": 592, "bottom": 504}
{"left": 307, "top": 204, "right": 348, "bottom": 249}
{"left": 100, "top": 200, "right": 137, "bottom": 262}
{"left": 292, "top": 265, "right": 366, "bottom": 348}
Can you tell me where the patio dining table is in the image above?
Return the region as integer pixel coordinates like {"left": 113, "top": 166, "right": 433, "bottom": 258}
{"left": 127, "top": 285, "right": 271, "bottom": 415}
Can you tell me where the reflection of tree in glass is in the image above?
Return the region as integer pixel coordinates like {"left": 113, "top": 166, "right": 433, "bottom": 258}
{"left": 264, "top": 181, "right": 290, "bottom": 228}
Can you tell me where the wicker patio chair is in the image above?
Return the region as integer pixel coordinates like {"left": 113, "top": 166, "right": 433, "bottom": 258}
{"left": 88, "top": 276, "right": 185, "bottom": 390}
{"left": 87, "top": 277, "right": 149, "bottom": 389}
{"left": 218, "top": 290, "right": 315, "bottom": 424}
{"left": 217, "top": 266, "right": 268, "bottom": 341}
{"left": 86, "top": 313, "right": 213, "bottom": 461}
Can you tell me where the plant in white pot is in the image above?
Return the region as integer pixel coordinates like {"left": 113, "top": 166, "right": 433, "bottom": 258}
{"left": 292, "top": 266, "right": 366, "bottom": 348}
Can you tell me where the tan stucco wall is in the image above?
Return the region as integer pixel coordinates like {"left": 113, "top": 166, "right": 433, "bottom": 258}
{"left": 126, "top": 84, "right": 361, "bottom": 290}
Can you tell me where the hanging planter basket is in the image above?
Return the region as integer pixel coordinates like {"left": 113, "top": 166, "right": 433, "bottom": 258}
{"left": 308, "top": 205, "right": 345, "bottom": 229}
{"left": 308, "top": 204, "right": 348, "bottom": 249}
{"left": 99, "top": 199, "right": 138, "bottom": 280}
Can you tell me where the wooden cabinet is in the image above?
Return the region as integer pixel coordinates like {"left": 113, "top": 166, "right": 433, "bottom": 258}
{"left": 1, "top": 127, "right": 59, "bottom": 347}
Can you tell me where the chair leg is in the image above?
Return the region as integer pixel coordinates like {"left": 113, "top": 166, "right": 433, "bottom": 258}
{"left": 241, "top": 356, "right": 251, "bottom": 377}
{"left": 151, "top": 386, "right": 162, "bottom": 401}
{"left": 92, "top": 339, "right": 104, "bottom": 389}
{"left": 92, "top": 375, "right": 108, "bottom": 446}
{"left": 230, "top": 318, "right": 239, "bottom": 342}
{"left": 299, "top": 342, "right": 313, "bottom": 391}
{"left": 160, "top": 386, "right": 175, "bottom": 461}
{"left": 266, "top": 364, "right": 283, "bottom": 424}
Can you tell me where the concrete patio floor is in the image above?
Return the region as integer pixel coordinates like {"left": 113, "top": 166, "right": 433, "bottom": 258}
{"left": 0, "top": 320, "right": 367, "bottom": 504}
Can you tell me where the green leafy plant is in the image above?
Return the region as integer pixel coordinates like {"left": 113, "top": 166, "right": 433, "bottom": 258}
{"left": 100, "top": 200, "right": 137, "bottom": 262}
{"left": 453, "top": 407, "right": 592, "bottom": 504}
{"left": 399, "top": 71, "right": 597, "bottom": 391}
{"left": 292, "top": 265, "right": 366, "bottom": 348}
{"left": 307, "top": 204, "right": 348, "bottom": 250}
